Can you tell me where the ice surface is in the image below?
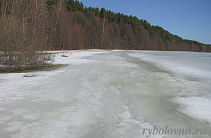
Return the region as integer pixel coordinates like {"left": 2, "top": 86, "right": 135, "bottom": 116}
{"left": 128, "top": 51, "right": 211, "bottom": 79}
{"left": 129, "top": 51, "right": 211, "bottom": 128}
{"left": 0, "top": 50, "right": 211, "bottom": 138}
{"left": 173, "top": 96, "right": 211, "bottom": 123}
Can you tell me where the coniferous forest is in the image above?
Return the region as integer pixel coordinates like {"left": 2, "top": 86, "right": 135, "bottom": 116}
{"left": 0, "top": 0, "right": 211, "bottom": 70}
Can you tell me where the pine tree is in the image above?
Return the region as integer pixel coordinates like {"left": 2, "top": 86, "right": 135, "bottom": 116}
{"left": 66, "top": 0, "right": 74, "bottom": 11}
{"left": 94, "top": 8, "right": 100, "bottom": 17}
{"left": 100, "top": 8, "right": 106, "bottom": 18}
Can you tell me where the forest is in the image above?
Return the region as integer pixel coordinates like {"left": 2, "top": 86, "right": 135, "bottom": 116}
{"left": 50, "top": 0, "right": 211, "bottom": 52}
{"left": 0, "top": 0, "right": 211, "bottom": 71}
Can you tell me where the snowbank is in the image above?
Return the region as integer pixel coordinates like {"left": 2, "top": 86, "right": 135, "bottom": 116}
{"left": 52, "top": 50, "right": 110, "bottom": 65}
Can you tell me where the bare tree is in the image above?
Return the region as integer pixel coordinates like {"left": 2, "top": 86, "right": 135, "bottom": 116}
{"left": 101, "top": 16, "right": 106, "bottom": 48}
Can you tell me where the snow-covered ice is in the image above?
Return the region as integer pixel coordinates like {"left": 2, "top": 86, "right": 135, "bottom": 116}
{"left": 0, "top": 50, "right": 211, "bottom": 138}
{"left": 173, "top": 96, "right": 211, "bottom": 123}
{"left": 129, "top": 51, "right": 211, "bottom": 125}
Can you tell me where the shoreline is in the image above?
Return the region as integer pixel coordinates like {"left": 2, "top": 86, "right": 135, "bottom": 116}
{"left": 0, "top": 64, "right": 66, "bottom": 74}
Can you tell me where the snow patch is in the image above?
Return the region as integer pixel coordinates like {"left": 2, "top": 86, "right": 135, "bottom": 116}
{"left": 52, "top": 51, "right": 110, "bottom": 65}
{"left": 172, "top": 96, "right": 211, "bottom": 123}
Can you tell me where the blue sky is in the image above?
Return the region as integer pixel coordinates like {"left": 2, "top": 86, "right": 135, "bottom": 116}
{"left": 80, "top": 0, "right": 211, "bottom": 44}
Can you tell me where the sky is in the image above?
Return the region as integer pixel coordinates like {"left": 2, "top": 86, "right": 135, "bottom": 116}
{"left": 79, "top": 0, "right": 211, "bottom": 44}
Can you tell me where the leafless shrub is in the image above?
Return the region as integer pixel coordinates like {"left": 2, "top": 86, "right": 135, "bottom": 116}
{"left": 0, "top": 0, "right": 52, "bottom": 71}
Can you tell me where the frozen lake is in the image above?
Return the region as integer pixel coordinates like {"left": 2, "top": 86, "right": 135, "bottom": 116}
{"left": 0, "top": 50, "right": 211, "bottom": 138}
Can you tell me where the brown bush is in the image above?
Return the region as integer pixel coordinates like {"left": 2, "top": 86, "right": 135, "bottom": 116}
{"left": 0, "top": 0, "right": 52, "bottom": 71}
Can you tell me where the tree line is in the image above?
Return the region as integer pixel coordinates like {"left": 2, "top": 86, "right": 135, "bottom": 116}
{"left": 52, "top": 0, "right": 211, "bottom": 51}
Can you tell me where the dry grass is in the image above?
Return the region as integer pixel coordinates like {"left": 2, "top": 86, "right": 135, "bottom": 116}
{"left": 0, "top": 64, "right": 66, "bottom": 74}
{"left": 61, "top": 54, "right": 68, "bottom": 57}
